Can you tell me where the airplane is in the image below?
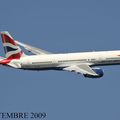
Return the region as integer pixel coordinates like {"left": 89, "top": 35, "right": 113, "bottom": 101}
{"left": 0, "top": 31, "right": 120, "bottom": 78}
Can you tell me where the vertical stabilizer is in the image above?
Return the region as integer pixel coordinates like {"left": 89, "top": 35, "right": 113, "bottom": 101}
{"left": 0, "top": 31, "right": 24, "bottom": 59}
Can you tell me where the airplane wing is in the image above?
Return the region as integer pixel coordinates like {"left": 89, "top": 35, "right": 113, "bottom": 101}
{"left": 63, "top": 64, "right": 98, "bottom": 76}
{"left": 15, "top": 40, "right": 52, "bottom": 55}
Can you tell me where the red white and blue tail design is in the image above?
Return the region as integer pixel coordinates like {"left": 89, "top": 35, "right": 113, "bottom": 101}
{"left": 0, "top": 31, "right": 24, "bottom": 59}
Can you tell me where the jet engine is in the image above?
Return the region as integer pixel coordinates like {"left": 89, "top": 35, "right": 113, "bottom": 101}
{"left": 84, "top": 68, "right": 104, "bottom": 78}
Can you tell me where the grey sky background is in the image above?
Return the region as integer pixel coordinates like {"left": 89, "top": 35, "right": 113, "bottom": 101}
{"left": 0, "top": 0, "right": 120, "bottom": 119}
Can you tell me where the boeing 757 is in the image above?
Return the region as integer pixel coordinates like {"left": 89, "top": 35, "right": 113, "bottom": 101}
{"left": 0, "top": 31, "right": 120, "bottom": 78}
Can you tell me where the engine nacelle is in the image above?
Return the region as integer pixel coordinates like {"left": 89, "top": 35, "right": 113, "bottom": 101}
{"left": 84, "top": 68, "right": 104, "bottom": 78}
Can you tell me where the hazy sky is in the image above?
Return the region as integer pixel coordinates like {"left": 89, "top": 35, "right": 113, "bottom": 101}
{"left": 0, "top": 0, "right": 120, "bottom": 120}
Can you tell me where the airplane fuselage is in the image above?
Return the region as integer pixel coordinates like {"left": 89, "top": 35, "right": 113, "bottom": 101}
{"left": 11, "top": 50, "right": 120, "bottom": 70}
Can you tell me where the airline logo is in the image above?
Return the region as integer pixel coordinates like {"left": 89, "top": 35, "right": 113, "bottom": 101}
{"left": 1, "top": 32, "right": 22, "bottom": 59}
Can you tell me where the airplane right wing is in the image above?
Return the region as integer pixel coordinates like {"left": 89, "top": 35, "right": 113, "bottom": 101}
{"left": 15, "top": 40, "right": 52, "bottom": 55}
{"left": 63, "top": 64, "right": 104, "bottom": 78}
{"left": 63, "top": 64, "right": 97, "bottom": 76}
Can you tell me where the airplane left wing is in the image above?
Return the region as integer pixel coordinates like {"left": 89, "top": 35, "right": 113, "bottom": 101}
{"left": 63, "top": 64, "right": 98, "bottom": 76}
{"left": 15, "top": 40, "right": 52, "bottom": 55}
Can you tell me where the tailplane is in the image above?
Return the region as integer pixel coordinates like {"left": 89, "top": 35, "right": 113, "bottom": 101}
{"left": 0, "top": 31, "right": 25, "bottom": 59}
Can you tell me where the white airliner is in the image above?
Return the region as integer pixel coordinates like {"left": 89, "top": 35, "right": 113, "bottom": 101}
{"left": 0, "top": 31, "right": 120, "bottom": 78}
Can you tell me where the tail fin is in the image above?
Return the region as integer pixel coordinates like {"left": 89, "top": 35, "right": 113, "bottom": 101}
{"left": 0, "top": 31, "right": 24, "bottom": 59}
